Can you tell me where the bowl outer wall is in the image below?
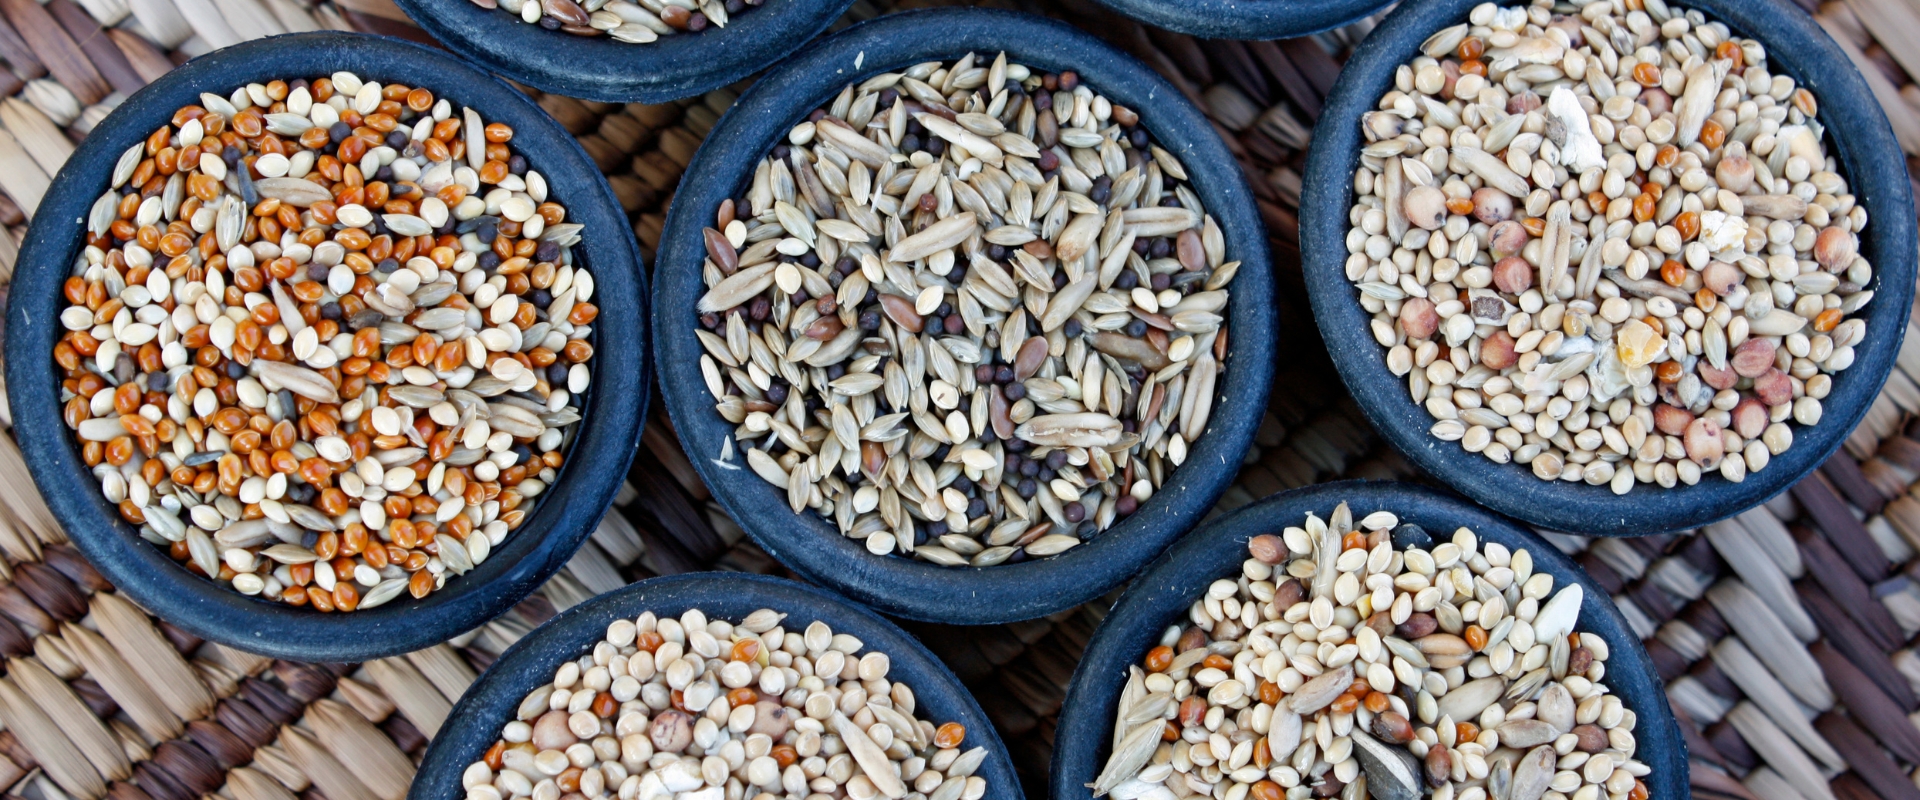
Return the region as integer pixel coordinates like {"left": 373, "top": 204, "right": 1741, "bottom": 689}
{"left": 1, "top": 31, "right": 650, "bottom": 662}
{"left": 386, "top": 0, "right": 855, "bottom": 104}
{"left": 405, "top": 571, "right": 1025, "bottom": 800}
{"left": 1048, "top": 479, "right": 1688, "bottom": 799}
{"left": 1088, "top": 0, "right": 1392, "bottom": 41}
{"left": 1297, "top": 0, "right": 1917, "bottom": 536}
{"left": 653, "top": 7, "right": 1276, "bottom": 626}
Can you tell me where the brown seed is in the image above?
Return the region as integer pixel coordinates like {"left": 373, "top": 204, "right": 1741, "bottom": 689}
{"left": 539, "top": 0, "right": 588, "bottom": 25}
{"left": 1492, "top": 256, "right": 1533, "bottom": 294}
{"left": 878, "top": 294, "right": 924, "bottom": 333}
{"left": 1176, "top": 626, "right": 1209, "bottom": 653}
{"left": 1248, "top": 534, "right": 1286, "bottom": 565}
{"left": 703, "top": 228, "right": 738, "bottom": 274}
{"left": 649, "top": 710, "right": 693, "bottom": 753}
{"left": 1731, "top": 398, "right": 1768, "bottom": 439}
{"left": 1814, "top": 227, "right": 1856, "bottom": 271}
{"left": 803, "top": 316, "right": 844, "bottom": 341}
{"left": 1399, "top": 297, "right": 1438, "bottom": 340}
{"left": 1701, "top": 261, "right": 1742, "bottom": 296}
{"left": 1273, "top": 578, "right": 1305, "bottom": 609}
{"left": 989, "top": 388, "right": 1014, "bottom": 441}
{"left": 1177, "top": 696, "right": 1206, "bottom": 727}
{"left": 1471, "top": 187, "right": 1513, "bottom": 224}
{"left": 1730, "top": 338, "right": 1775, "bottom": 378}
{"left": 1396, "top": 612, "right": 1437, "bottom": 639}
{"left": 1652, "top": 403, "right": 1693, "bottom": 436}
{"left": 1177, "top": 229, "right": 1206, "bottom": 271}
{"left": 1372, "top": 711, "right": 1414, "bottom": 743}
{"left": 1487, "top": 220, "right": 1528, "bottom": 258}
{"left": 1684, "top": 417, "right": 1724, "bottom": 465}
{"left": 1363, "top": 611, "right": 1395, "bottom": 639}
{"left": 1424, "top": 745, "right": 1452, "bottom": 787}
{"left": 1571, "top": 724, "right": 1608, "bottom": 753}
{"left": 1567, "top": 646, "right": 1594, "bottom": 676}
{"left": 1698, "top": 362, "right": 1738, "bottom": 390}
{"left": 1014, "top": 336, "right": 1049, "bottom": 380}
{"left": 1753, "top": 368, "right": 1793, "bottom": 406}
{"left": 1479, "top": 331, "right": 1518, "bottom": 370}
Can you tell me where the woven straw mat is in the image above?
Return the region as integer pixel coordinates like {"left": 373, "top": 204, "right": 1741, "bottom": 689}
{"left": 0, "top": 0, "right": 1918, "bottom": 798}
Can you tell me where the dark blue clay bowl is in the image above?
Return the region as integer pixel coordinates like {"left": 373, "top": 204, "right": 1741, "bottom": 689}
{"left": 1051, "top": 480, "right": 1687, "bottom": 799}
{"left": 1089, "top": 0, "right": 1391, "bottom": 41}
{"left": 387, "top": 0, "right": 854, "bottom": 103}
{"left": 407, "top": 572, "right": 1023, "bottom": 800}
{"left": 1299, "top": 0, "right": 1917, "bottom": 536}
{"left": 2, "top": 32, "right": 649, "bottom": 662}
{"left": 653, "top": 7, "right": 1276, "bottom": 626}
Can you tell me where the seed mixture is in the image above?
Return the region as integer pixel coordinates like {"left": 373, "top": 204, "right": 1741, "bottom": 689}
{"left": 462, "top": 608, "right": 992, "bottom": 800}
{"left": 696, "top": 52, "right": 1239, "bottom": 567}
{"left": 1346, "top": 0, "right": 1873, "bottom": 494}
{"left": 57, "top": 72, "right": 596, "bottom": 611}
{"left": 469, "top": 0, "right": 761, "bottom": 44}
{"left": 1091, "top": 504, "right": 1647, "bottom": 800}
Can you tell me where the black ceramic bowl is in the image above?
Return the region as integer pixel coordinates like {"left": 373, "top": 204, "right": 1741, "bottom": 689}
{"left": 408, "top": 571, "right": 1023, "bottom": 800}
{"left": 1088, "top": 0, "right": 1391, "bottom": 41}
{"left": 2, "top": 32, "right": 649, "bottom": 662}
{"left": 653, "top": 7, "right": 1276, "bottom": 625}
{"left": 388, "top": 0, "right": 854, "bottom": 103}
{"left": 1051, "top": 480, "right": 1687, "bottom": 799}
{"left": 1300, "top": 0, "right": 1917, "bottom": 536}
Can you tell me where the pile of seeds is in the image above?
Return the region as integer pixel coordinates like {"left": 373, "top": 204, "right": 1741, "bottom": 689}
{"left": 469, "top": 0, "right": 761, "bottom": 44}
{"left": 1346, "top": 0, "right": 1873, "bottom": 494}
{"left": 461, "top": 607, "right": 992, "bottom": 800}
{"left": 1089, "top": 503, "right": 1648, "bottom": 800}
{"left": 56, "top": 72, "right": 596, "bottom": 611}
{"left": 695, "top": 52, "right": 1239, "bottom": 567}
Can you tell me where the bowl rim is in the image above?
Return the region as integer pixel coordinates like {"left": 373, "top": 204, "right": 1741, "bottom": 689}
{"left": 1297, "top": 0, "right": 1917, "bottom": 536}
{"left": 1, "top": 31, "right": 651, "bottom": 662}
{"left": 385, "top": 0, "right": 855, "bottom": 104}
{"left": 404, "top": 570, "right": 1026, "bottom": 800}
{"left": 1048, "top": 479, "right": 1689, "bottom": 799}
{"left": 1087, "top": 0, "right": 1394, "bottom": 42}
{"left": 651, "top": 6, "right": 1277, "bottom": 626}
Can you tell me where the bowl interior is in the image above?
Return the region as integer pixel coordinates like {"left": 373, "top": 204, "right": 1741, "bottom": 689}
{"left": 1299, "top": 0, "right": 1916, "bottom": 536}
{"left": 1089, "top": 0, "right": 1393, "bottom": 41}
{"left": 406, "top": 572, "right": 1025, "bottom": 800}
{"left": 1049, "top": 479, "right": 1687, "bottom": 799}
{"left": 1, "top": 32, "right": 649, "bottom": 662}
{"left": 387, "top": 0, "right": 855, "bottom": 104}
{"left": 653, "top": 7, "right": 1276, "bottom": 625}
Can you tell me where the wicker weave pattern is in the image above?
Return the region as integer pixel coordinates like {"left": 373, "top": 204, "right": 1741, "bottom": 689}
{"left": 0, "top": 0, "right": 1916, "bottom": 798}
